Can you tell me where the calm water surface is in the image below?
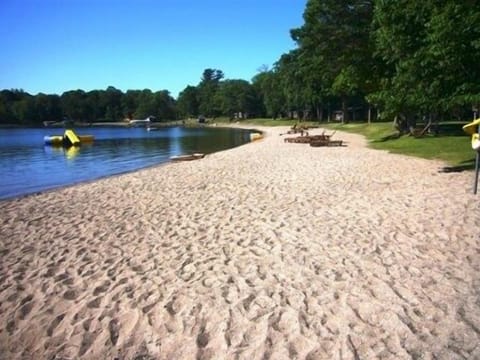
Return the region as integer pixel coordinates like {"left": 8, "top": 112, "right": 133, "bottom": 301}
{"left": 0, "top": 126, "right": 253, "bottom": 200}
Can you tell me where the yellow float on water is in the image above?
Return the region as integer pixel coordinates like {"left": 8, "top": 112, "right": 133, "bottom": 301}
{"left": 44, "top": 130, "right": 94, "bottom": 147}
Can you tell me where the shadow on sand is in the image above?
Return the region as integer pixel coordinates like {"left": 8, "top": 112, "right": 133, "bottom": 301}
{"left": 438, "top": 158, "right": 476, "bottom": 173}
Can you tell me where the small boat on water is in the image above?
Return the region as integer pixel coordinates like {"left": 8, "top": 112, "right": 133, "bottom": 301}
{"left": 170, "top": 153, "right": 205, "bottom": 162}
{"left": 43, "top": 121, "right": 63, "bottom": 127}
{"left": 128, "top": 116, "right": 155, "bottom": 127}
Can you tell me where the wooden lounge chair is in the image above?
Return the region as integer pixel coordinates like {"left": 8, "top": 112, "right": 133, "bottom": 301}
{"left": 310, "top": 139, "right": 343, "bottom": 147}
{"left": 284, "top": 130, "right": 336, "bottom": 144}
{"left": 284, "top": 136, "right": 312, "bottom": 143}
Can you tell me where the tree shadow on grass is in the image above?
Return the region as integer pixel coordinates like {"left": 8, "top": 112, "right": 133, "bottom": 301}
{"left": 370, "top": 132, "right": 401, "bottom": 143}
{"left": 438, "top": 123, "right": 469, "bottom": 136}
{"left": 439, "top": 158, "right": 476, "bottom": 173}
{"left": 373, "top": 122, "right": 468, "bottom": 142}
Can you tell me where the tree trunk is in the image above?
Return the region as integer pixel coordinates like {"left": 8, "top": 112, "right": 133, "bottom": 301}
{"left": 394, "top": 113, "right": 412, "bottom": 134}
{"left": 407, "top": 115, "right": 417, "bottom": 135}
{"left": 317, "top": 106, "right": 323, "bottom": 121}
{"left": 341, "top": 96, "right": 348, "bottom": 124}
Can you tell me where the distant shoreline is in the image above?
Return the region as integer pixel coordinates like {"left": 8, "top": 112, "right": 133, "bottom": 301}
{"left": 0, "top": 119, "right": 218, "bottom": 129}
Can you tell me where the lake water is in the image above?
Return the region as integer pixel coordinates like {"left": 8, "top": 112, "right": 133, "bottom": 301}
{"left": 0, "top": 126, "right": 253, "bottom": 200}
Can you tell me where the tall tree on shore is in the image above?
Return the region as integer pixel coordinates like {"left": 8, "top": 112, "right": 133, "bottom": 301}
{"left": 11, "top": 94, "right": 35, "bottom": 125}
{"left": 60, "top": 90, "right": 89, "bottom": 121}
{"left": 252, "top": 70, "right": 285, "bottom": 119}
{"left": 215, "top": 79, "right": 257, "bottom": 119}
{"left": 371, "top": 0, "right": 480, "bottom": 131}
{"left": 153, "top": 90, "right": 176, "bottom": 120}
{"left": 275, "top": 51, "right": 304, "bottom": 118}
{"left": 134, "top": 89, "right": 155, "bottom": 119}
{"left": 177, "top": 85, "right": 199, "bottom": 118}
{"left": 197, "top": 68, "right": 224, "bottom": 117}
{"left": 34, "top": 93, "right": 62, "bottom": 124}
{"left": 291, "top": 0, "right": 374, "bottom": 122}
{"left": 100, "top": 86, "right": 123, "bottom": 122}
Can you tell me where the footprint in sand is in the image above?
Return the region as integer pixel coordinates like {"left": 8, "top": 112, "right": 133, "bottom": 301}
{"left": 63, "top": 289, "right": 78, "bottom": 300}
{"left": 18, "top": 294, "right": 34, "bottom": 320}
{"left": 109, "top": 318, "right": 120, "bottom": 345}
{"left": 87, "top": 296, "right": 102, "bottom": 308}
{"left": 78, "top": 331, "right": 97, "bottom": 357}
{"left": 93, "top": 280, "right": 111, "bottom": 296}
{"left": 6, "top": 318, "right": 15, "bottom": 335}
{"left": 196, "top": 324, "right": 210, "bottom": 348}
{"left": 47, "top": 313, "right": 65, "bottom": 336}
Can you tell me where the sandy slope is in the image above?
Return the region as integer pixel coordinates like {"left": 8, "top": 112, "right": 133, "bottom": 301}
{"left": 0, "top": 126, "right": 479, "bottom": 360}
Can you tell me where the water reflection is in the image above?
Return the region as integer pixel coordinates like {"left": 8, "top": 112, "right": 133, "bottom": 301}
{"left": 43, "top": 145, "right": 82, "bottom": 160}
{"left": 0, "top": 126, "right": 253, "bottom": 200}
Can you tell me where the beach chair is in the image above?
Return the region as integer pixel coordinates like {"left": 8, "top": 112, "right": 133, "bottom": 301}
{"left": 310, "top": 139, "right": 343, "bottom": 147}
{"left": 284, "top": 130, "right": 338, "bottom": 145}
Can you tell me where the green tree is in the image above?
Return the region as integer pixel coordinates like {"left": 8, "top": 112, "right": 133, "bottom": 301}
{"left": 275, "top": 51, "right": 303, "bottom": 118}
{"left": 291, "top": 0, "right": 374, "bottom": 122}
{"left": 371, "top": 1, "right": 480, "bottom": 131}
{"left": 252, "top": 70, "right": 285, "bottom": 119}
{"left": 215, "top": 79, "right": 256, "bottom": 119}
{"left": 153, "top": 90, "right": 176, "bottom": 120}
{"left": 11, "top": 94, "right": 36, "bottom": 125}
{"left": 177, "top": 85, "right": 199, "bottom": 118}
{"left": 424, "top": 2, "right": 480, "bottom": 116}
{"left": 134, "top": 89, "right": 155, "bottom": 119}
{"left": 60, "top": 90, "right": 89, "bottom": 121}
{"left": 197, "top": 68, "right": 224, "bottom": 117}
{"left": 122, "top": 90, "right": 142, "bottom": 120}
{"left": 85, "top": 90, "right": 103, "bottom": 123}
{"left": 0, "top": 90, "right": 21, "bottom": 124}
{"left": 100, "top": 86, "right": 123, "bottom": 121}
{"left": 34, "top": 93, "right": 62, "bottom": 125}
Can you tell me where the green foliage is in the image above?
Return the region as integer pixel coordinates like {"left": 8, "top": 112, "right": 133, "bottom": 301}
{"left": 371, "top": 0, "right": 480, "bottom": 121}
{"left": 0, "top": 90, "right": 64, "bottom": 125}
{"left": 0, "top": 87, "right": 177, "bottom": 125}
{"left": 215, "top": 79, "right": 257, "bottom": 118}
{"left": 251, "top": 70, "right": 284, "bottom": 118}
{"left": 176, "top": 86, "right": 199, "bottom": 118}
{"left": 291, "top": 0, "right": 374, "bottom": 121}
{"left": 197, "top": 68, "right": 224, "bottom": 117}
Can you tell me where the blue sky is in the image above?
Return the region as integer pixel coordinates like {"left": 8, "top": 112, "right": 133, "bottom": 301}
{"left": 1, "top": 0, "right": 306, "bottom": 98}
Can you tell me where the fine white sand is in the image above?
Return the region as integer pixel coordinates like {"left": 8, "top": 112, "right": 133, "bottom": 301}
{"left": 0, "top": 126, "right": 479, "bottom": 359}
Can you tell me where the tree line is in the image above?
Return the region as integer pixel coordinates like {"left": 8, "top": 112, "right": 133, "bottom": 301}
{"left": 2, "top": 0, "right": 479, "bottom": 129}
{"left": 0, "top": 87, "right": 176, "bottom": 126}
{"left": 251, "top": 0, "right": 480, "bottom": 132}
{"left": 180, "top": 0, "right": 480, "bottom": 132}
{"left": 0, "top": 71, "right": 266, "bottom": 126}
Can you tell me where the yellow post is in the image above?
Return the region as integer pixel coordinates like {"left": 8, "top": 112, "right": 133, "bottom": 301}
{"left": 463, "top": 119, "right": 480, "bottom": 194}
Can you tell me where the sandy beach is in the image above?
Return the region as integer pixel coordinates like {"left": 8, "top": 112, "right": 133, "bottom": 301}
{"left": 1, "top": 125, "right": 479, "bottom": 360}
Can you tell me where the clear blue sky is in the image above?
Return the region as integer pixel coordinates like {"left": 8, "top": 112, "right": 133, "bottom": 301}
{"left": 0, "top": 0, "right": 306, "bottom": 98}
